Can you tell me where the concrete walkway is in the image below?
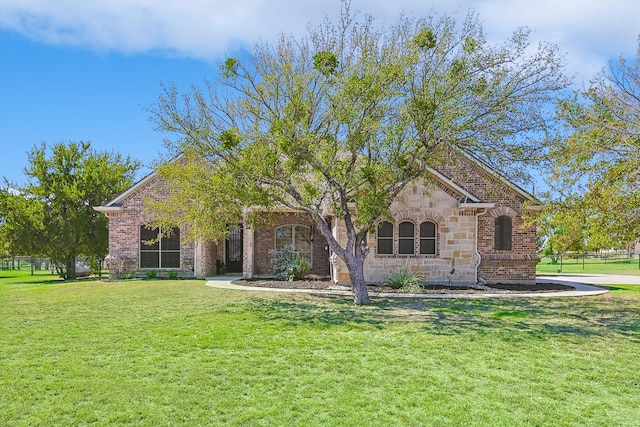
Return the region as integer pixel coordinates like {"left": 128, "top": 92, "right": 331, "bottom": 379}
{"left": 205, "top": 275, "right": 610, "bottom": 299}
{"left": 537, "top": 274, "right": 640, "bottom": 285}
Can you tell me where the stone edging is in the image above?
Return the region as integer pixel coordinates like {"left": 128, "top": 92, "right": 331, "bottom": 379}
{"left": 205, "top": 277, "right": 609, "bottom": 299}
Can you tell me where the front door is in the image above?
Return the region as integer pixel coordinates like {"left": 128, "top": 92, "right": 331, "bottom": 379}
{"left": 225, "top": 226, "right": 243, "bottom": 273}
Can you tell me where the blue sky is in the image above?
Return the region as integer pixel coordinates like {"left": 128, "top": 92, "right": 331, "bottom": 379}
{"left": 1, "top": 0, "right": 638, "bottom": 189}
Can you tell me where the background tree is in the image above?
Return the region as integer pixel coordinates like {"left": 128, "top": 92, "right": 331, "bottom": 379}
{"left": 150, "top": 4, "right": 568, "bottom": 304}
{"left": 0, "top": 187, "right": 45, "bottom": 262}
{"left": 545, "top": 39, "right": 640, "bottom": 250}
{"left": 1, "top": 141, "right": 139, "bottom": 279}
{"left": 538, "top": 200, "right": 588, "bottom": 256}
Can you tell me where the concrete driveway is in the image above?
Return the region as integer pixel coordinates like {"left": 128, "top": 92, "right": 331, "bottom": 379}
{"left": 537, "top": 274, "right": 640, "bottom": 286}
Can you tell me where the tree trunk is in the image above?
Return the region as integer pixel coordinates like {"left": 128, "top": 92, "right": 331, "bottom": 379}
{"left": 312, "top": 214, "right": 371, "bottom": 305}
{"left": 347, "top": 260, "right": 371, "bottom": 305}
{"left": 66, "top": 254, "right": 76, "bottom": 280}
{"left": 345, "top": 240, "right": 371, "bottom": 305}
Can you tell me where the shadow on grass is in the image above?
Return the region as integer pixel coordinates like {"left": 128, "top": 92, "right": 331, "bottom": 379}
{"left": 241, "top": 297, "right": 386, "bottom": 329}
{"left": 238, "top": 293, "right": 640, "bottom": 341}
{"left": 0, "top": 277, "right": 65, "bottom": 286}
{"left": 0, "top": 274, "right": 106, "bottom": 287}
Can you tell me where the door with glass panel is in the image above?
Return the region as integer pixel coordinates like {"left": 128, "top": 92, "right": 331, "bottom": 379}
{"left": 225, "top": 225, "right": 243, "bottom": 273}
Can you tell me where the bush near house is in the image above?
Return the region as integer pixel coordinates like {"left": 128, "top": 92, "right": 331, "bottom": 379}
{"left": 270, "top": 245, "right": 310, "bottom": 281}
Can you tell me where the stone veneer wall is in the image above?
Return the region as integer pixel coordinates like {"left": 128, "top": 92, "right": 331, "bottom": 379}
{"left": 333, "top": 183, "right": 479, "bottom": 285}
{"left": 330, "top": 150, "right": 538, "bottom": 285}
{"left": 249, "top": 212, "right": 331, "bottom": 277}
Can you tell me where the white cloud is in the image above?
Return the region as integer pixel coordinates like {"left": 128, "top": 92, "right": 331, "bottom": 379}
{"left": 472, "top": 0, "right": 639, "bottom": 82}
{"left": 0, "top": 0, "right": 638, "bottom": 81}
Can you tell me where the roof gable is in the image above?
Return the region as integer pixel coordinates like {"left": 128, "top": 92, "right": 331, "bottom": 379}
{"left": 432, "top": 148, "right": 538, "bottom": 204}
{"left": 94, "top": 169, "right": 159, "bottom": 213}
{"left": 456, "top": 149, "right": 536, "bottom": 202}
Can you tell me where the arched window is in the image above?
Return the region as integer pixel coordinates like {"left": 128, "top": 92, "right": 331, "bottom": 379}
{"left": 419, "top": 221, "right": 437, "bottom": 255}
{"left": 275, "top": 225, "right": 312, "bottom": 261}
{"left": 377, "top": 221, "right": 393, "bottom": 255}
{"left": 140, "top": 226, "right": 180, "bottom": 268}
{"left": 398, "top": 221, "right": 415, "bottom": 255}
{"left": 495, "top": 216, "right": 512, "bottom": 250}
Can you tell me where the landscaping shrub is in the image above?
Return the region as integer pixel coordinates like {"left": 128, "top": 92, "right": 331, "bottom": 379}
{"left": 168, "top": 271, "right": 179, "bottom": 279}
{"left": 270, "top": 245, "right": 309, "bottom": 281}
{"left": 87, "top": 256, "right": 102, "bottom": 275}
{"left": 145, "top": 270, "right": 157, "bottom": 280}
{"left": 381, "top": 268, "right": 422, "bottom": 290}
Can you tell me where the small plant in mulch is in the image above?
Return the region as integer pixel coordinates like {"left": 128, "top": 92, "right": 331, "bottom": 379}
{"left": 381, "top": 268, "right": 423, "bottom": 292}
{"left": 270, "top": 245, "right": 310, "bottom": 281}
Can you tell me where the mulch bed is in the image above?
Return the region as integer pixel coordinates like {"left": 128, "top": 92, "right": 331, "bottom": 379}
{"left": 233, "top": 279, "right": 574, "bottom": 294}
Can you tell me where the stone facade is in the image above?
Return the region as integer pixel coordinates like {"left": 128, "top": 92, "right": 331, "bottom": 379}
{"left": 96, "top": 149, "right": 539, "bottom": 284}
{"left": 330, "top": 150, "right": 539, "bottom": 285}
{"left": 329, "top": 183, "right": 479, "bottom": 285}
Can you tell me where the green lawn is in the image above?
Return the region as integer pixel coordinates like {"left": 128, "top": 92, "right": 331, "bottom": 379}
{"left": 1, "top": 270, "right": 639, "bottom": 426}
{"left": 537, "top": 256, "right": 640, "bottom": 275}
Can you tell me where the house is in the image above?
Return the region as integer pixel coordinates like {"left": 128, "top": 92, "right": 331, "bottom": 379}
{"left": 94, "top": 149, "right": 541, "bottom": 285}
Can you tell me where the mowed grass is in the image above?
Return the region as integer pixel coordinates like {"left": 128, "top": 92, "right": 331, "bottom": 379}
{"left": 537, "top": 256, "right": 640, "bottom": 275}
{"left": 1, "top": 270, "right": 639, "bottom": 426}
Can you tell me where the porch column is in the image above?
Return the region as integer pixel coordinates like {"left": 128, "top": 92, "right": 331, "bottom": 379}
{"left": 243, "top": 224, "right": 254, "bottom": 279}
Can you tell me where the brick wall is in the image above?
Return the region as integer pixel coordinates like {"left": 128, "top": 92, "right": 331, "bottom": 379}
{"left": 103, "top": 176, "right": 197, "bottom": 279}
{"left": 197, "top": 240, "right": 220, "bottom": 277}
{"left": 102, "top": 148, "right": 538, "bottom": 284}
{"left": 251, "top": 212, "right": 331, "bottom": 277}
{"left": 434, "top": 150, "right": 538, "bottom": 284}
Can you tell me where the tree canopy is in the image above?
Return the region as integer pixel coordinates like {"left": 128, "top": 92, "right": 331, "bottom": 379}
{"left": 545, "top": 39, "right": 640, "bottom": 251}
{"left": 150, "top": 4, "right": 569, "bottom": 304}
{"left": 0, "top": 141, "right": 140, "bottom": 279}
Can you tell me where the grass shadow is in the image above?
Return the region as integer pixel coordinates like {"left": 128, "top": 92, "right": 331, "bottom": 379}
{"left": 241, "top": 297, "right": 386, "bottom": 329}
{"left": 233, "top": 291, "right": 640, "bottom": 341}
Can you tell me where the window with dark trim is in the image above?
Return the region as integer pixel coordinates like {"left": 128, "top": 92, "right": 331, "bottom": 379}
{"left": 419, "top": 221, "right": 437, "bottom": 255}
{"left": 398, "top": 221, "right": 415, "bottom": 255}
{"left": 140, "top": 226, "right": 180, "bottom": 268}
{"left": 377, "top": 221, "right": 393, "bottom": 255}
{"left": 495, "top": 216, "right": 512, "bottom": 250}
{"left": 275, "top": 225, "right": 312, "bottom": 262}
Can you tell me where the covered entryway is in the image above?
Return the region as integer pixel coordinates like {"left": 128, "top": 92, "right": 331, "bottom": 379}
{"left": 225, "top": 226, "right": 243, "bottom": 273}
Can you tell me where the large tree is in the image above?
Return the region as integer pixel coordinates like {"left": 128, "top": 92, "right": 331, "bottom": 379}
{"left": 1, "top": 141, "right": 139, "bottom": 279}
{"left": 546, "top": 39, "right": 640, "bottom": 249}
{"left": 150, "top": 5, "right": 568, "bottom": 304}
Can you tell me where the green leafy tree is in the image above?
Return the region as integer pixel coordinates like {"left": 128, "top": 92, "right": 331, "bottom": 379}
{"left": 1, "top": 141, "right": 139, "bottom": 279}
{"left": 150, "top": 4, "right": 568, "bottom": 304}
{"left": 546, "top": 40, "right": 640, "bottom": 249}
{"left": 0, "top": 187, "right": 45, "bottom": 260}
{"left": 539, "top": 201, "right": 588, "bottom": 255}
